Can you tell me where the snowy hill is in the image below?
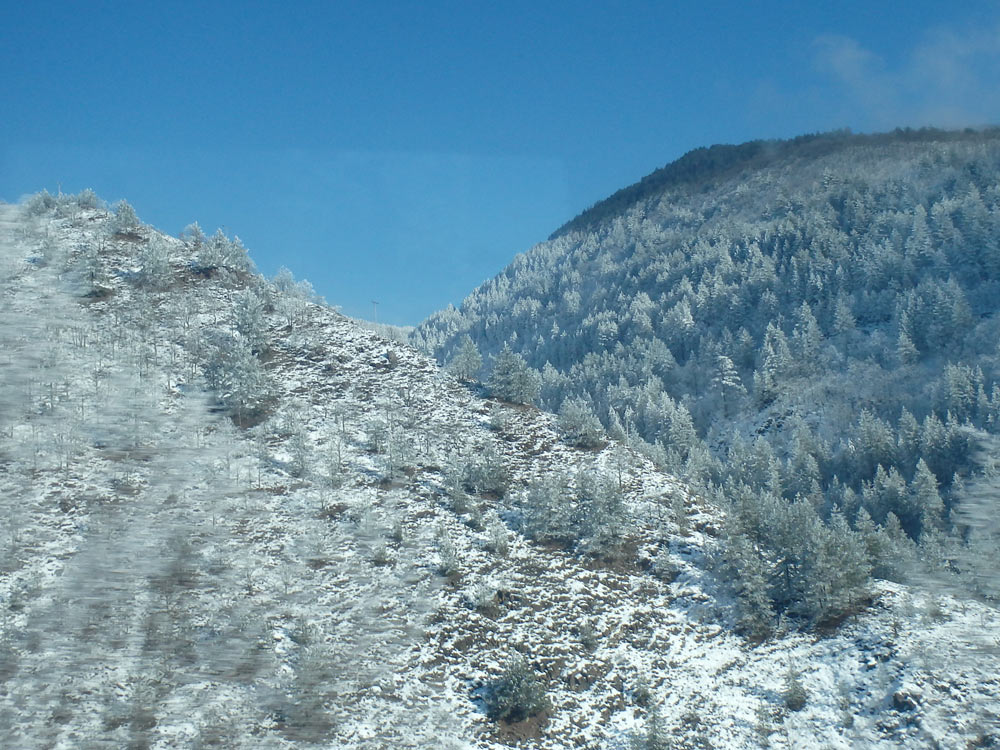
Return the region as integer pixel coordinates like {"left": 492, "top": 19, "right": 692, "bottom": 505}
{"left": 0, "top": 194, "right": 998, "bottom": 748}
{"left": 414, "top": 128, "right": 1000, "bottom": 648}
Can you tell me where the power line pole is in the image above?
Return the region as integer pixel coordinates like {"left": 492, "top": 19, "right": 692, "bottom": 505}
{"left": 372, "top": 300, "right": 379, "bottom": 324}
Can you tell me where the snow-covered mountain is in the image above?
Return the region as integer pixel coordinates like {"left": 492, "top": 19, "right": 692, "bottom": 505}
{"left": 414, "top": 127, "right": 1000, "bottom": 648}
{"left": 0, "top": 192, "right": 998, "bottom": 749}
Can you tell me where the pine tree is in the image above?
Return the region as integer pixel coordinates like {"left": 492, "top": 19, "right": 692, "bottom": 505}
{"left": 905, "top": 204, "right": 936, "bottom": 268}
{"left": 855, "top": 507, "right": 892, "bottom": 579}
{"left": 137, "top": 236, "right": 171, "bottom": 289}
{"left": 557, "top": 396, "right": 605, "bottom": 448}
{"left": 853, "top": 411, "right": 897, "bottom": 481}
{"left": 664, "top": 299, "right": 696, "bottom": 360}
{"left": 483, "top": 656, "right": 549, "bottom": 722}
{"left": 521, "top": 475, "right": 573, "bottom": 544}
{"left": 110, "top": 200, "right": 140, "bottom": 235}
{"left": 897, "top": 329, "right": 919, "bottom": 365}
{"left": 805, "top": 511, "right": 870, "bottom": 621}
{"left": 574, "top": 472, "right": 626, "bottom": 555}
{"left": 897, "top": 408, "right": 921, "bottom": 473}
{"left": 724, "top": 531, "right": 774, "bottom": 640}
{"left": 862, "top": 465, "right": 908, "bottom": 526}
{"left": 832, "top": 293, "right": 856, "bottom": 361}
{"left": 488, "top": 344, "right": 540, "bottom": 405}
{"left": 908, "top": 458, "right": 944, "bottom": 536}
{"left": 941, "top": 363, "right": 979, "bottom": 422}
{"left": 711, "top": 354, "right": 745, "bottom": 417}
{"left": 448, "top": 335, "right": 483, "bottom": 381}
{"left": 769, "top": 499, "right": 823, "bottom": 614}
{"left": 180, "top": 221, "right": 206, "bottom": 248}
{"left": 792, "top": 301, "right": 823, "bottom": 369}
{"left": 232, "top": 288, "right": 268, "bottom": 353}
{"left": 633, "top": 703, "right": 670, "bottom": 750}
{"left": 920, "top": 412, "right": 950, "bottom": 480}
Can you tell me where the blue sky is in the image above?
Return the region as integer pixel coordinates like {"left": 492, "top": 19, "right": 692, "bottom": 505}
{"left": 3, "top": 1, "right": 1000, "bottom": 324}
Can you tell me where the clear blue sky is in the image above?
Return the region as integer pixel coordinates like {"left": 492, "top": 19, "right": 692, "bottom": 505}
{"left": 3, "top": 1, "right": 1000, "bottom": 324}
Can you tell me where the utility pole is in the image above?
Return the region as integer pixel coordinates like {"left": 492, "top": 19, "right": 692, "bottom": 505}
{"left": 372, "top": 300, "right": 379, "bottom": 324}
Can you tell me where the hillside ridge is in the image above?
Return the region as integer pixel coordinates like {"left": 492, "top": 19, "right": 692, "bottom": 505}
{"left": 550, "top": 126, "right": 1000, "bottom": 239}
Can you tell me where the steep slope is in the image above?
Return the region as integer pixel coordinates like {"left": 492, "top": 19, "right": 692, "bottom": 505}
{"left": 1, "top": 194, "right": 998, "bottom": 749}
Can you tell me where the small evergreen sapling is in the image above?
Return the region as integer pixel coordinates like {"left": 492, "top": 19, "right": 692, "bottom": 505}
{"left": 631, "top": 703, "right": 669, "bottom": 750}
{"left": 483, "top": 656, "right": 549, "bottom": 723}
{"left": 485, "top": 512, "right": 509, "bottom": 556}
{"left": 435, "top": 525, "right": 459, "bottom": 577}
{"left": 783, "top": 664, "right": 808, "bottom": 711}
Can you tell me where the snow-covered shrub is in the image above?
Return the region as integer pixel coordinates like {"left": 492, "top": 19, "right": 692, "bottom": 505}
{"left": 24, "top": 190, "right": 57, "bottom": 216}
{"left": 436, "top": 525, "right": 459, "bottom": 577}
{"left": 137, "top": 235, "right": 171, "bottom": 288}
{"left": 458, "top": 443, "right": 509, "bottom": 497}
{"left": 482, "top": 656, "right": 549, "bottom": 723}
{"left": 783, "top": 665, "right": 807, "bottom": 711}
{"left": 74, "top": 188, "right": 102, "bottom": 210}
{"left": 232, "top": 287, "right": 269, "bottom": 353}
{"left": 371, "top": 540, "right": 392, "bottom": 566}
{"left": 463, "top": 502, "right": 484, "bottom": 531}
{"left": 485, "top": 511, "right": 509, "bottom": 556}
{"left": 109, "top": 200, "right": 141, "bottom": 235}
{"left": 465, "top": 579, "right": 497, "bottom": 612}
{"left": 202, "top": 333, "right": 275, "bottom": 426}
{"left": 631, "top": 672, "right": 653, "bottom": 707}
{"left": 192, "top": 229, "right": 255, "bottom": 276}
{"left": 577, "top": 619, "right": 598, "bottom": 650}
{"left": 649, "top": 547, "right": 680, "bottom": 582}
{"left": 489, "top": 405, "right": 513, "bottom": 433}
{"left": 390, "top": 517, "right": 405, "bottom": 543}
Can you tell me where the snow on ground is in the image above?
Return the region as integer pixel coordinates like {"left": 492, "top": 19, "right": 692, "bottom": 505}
{"left": 0, "top": 199, "right": 997, "bottom": 749}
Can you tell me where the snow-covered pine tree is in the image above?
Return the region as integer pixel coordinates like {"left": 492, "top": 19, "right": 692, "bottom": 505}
{"left": 487, "top": 343, "right": 540, "bottom": 405}
{"left": 557, "top": 395, "right": 605, "bottom": 448}
{"left": 448, "top": 334, "right": 483, "bottom": 381}
{"left": 711, "top": 354, "right": 745, "bottom": 417}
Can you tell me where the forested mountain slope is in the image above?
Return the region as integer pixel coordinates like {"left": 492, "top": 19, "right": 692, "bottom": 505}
{"left": 415, "top": 128, "right": 1000, "bottom": 630}
{"left": 2, "top": 191, "right": 998, "bottom": 749}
